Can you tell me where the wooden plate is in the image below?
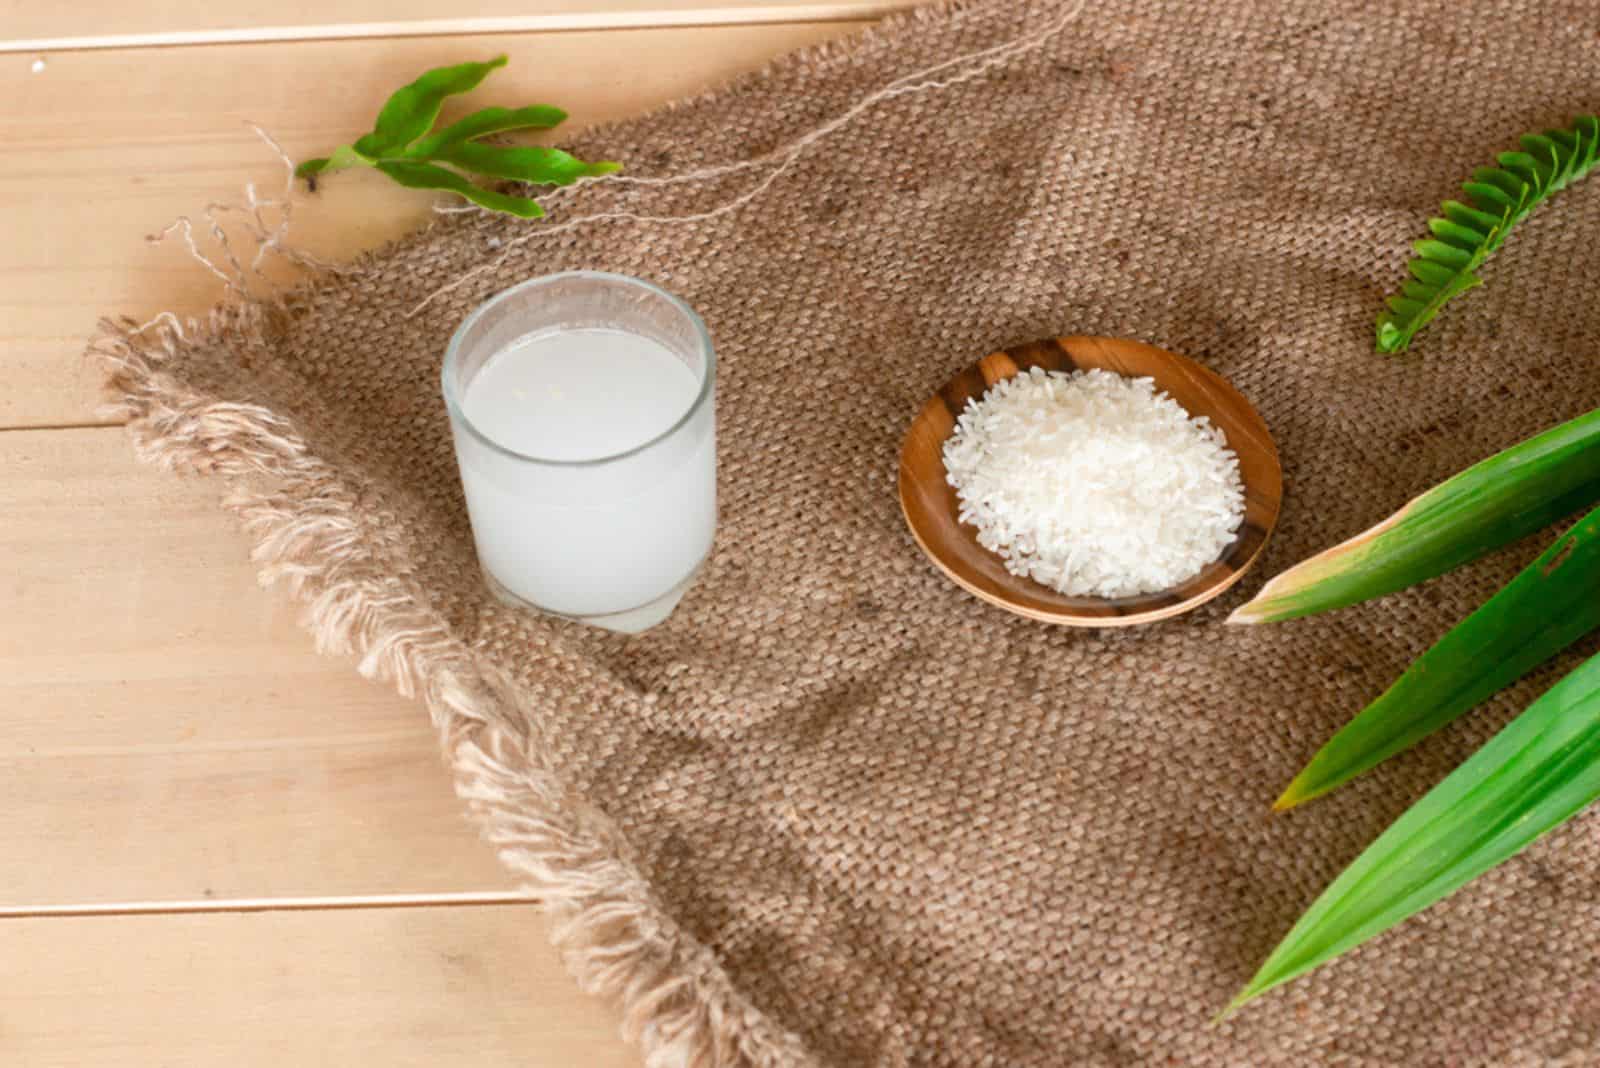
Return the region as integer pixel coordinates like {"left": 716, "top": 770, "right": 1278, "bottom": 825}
{"left": 898, "top": 336, "right": 1282, "bottom": 626}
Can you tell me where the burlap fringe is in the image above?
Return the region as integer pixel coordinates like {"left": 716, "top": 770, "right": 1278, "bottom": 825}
{"left": 92, "top": 310, "right": 821, "bottom": 1068}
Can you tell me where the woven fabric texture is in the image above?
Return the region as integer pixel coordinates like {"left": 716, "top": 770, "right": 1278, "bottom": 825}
{"left": 106, "top": 1, "right": 1600, "bottom": 1063}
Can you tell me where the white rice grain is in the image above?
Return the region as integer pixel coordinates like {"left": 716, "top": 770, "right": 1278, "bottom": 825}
{"left": 941, "top": 367, "right": 1245, "bottom": 598}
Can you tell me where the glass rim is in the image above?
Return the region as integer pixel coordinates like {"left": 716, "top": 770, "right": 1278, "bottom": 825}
{"left": 441, "top": 270, "right": 716, "bottom": 468}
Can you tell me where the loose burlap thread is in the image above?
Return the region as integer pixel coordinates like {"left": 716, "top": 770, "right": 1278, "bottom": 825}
{"left": 100, "top": 1, "right": 1600, "bottom": 1064}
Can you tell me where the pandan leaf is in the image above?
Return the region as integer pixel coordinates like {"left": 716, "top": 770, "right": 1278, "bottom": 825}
{"left": 430, "top": 142, "right": 620, "bottom": 185}
{"left": 353, "top": 55, "right": 509, "bottom": 158}
{"left": 1227, "top": 647, "right": 1600, "bottom": 1014}
{"left": 1230, "top": 406, "right": 1600, "bottom": 623}
{"left": 374, "top": 161, "right": 546, "bottom": 218}
{"left": 405, "top": 104, "right": 568, "bottom": 158}
{"left": 1276, "top": 506, "right": 1600, "bottom": 809}
{"left": 1376, "top": 114, "right": 1599, "bottom": 353}
{"left": 297, "top": 57, "right": 619, "bottom": 218}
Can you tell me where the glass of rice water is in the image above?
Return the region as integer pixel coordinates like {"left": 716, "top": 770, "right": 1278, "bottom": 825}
{"left": 442, "top": 271, "right": 716, "bottom": 634}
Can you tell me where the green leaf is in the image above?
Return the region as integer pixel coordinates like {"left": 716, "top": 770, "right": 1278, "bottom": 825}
{"left": 430, "top": 142, "right": 621, "bottom": 185}
{"left": 1227, "top": 647, "right": 1600, "bottom": 1014}
{"left": 1459, "top": 180, "right": 1517, "bottom": 213}
{"left": 1385, "top": 295, "right": 1429, "bottom": 320}
{"left": 1426, "top": 217, "right": 1487, "bottom": 249}
{"left": 1375, "top": 114, "right": 1600, "bottom": 353}
{"left": 1496, "top": 151, "right": 1548, "bottom": 192}
{"left": 1438, "top": 199, "right": 1502, "bottom": 233}
{"left": 1406, "top": 257, "right": 1459, "bottom": 286}
{"left": 1412, "top": 237, "right": 1481, "bottom": 271}
{"left": 1231, "top": 406, "right": 1600, "bottom": 623}
{"left": 297, "top": 143, "right": 375, "bottom": 181}
{"left": 353, "top": 55, "right": 508, "bottom": 158}
{"left": 373, "top": 160, "right": 545, "bottom": 218}
{"left": 1276, "top": 506, "right": 1600, "bottom": 808}
{"left": 405, "top": 105, "right": 568, "bottom": 158}
{"left": 294, "top": 57, "right": 619, "bottom": 216}
{"left": 1472, "top": 165, "right": 1530, "bottom": 200}
{"left": 329, "top": 143, "right": 374, "bottom": 172}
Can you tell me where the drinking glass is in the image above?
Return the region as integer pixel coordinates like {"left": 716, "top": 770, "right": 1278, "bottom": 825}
{"left": 442, "top": 271, "right": 717, "bottom": 633}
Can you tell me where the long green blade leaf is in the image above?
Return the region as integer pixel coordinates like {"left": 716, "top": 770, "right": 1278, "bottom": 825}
{"left": 430, "top": 142, "right": 620, "bottom": 185}
{"left": 405, "top": 104, "right": 568, "bottom": 158}
{"left": 1277, "top": 506, "right": 1600, "bottom": 808}
{"left": 1227, "top": 648, "right": 1600, "bottom": 1014}
{"left": 1376, "top": 113, "right": 1600, "bottom": 353}
{"left": 354, "top": 56, "right": 508, "bottom": 158}
{"left": 1230, "top": 407, "right": 1600, "bottom": 623}
{"left": 373, "top": 160, "right": 545, "bottom": 218}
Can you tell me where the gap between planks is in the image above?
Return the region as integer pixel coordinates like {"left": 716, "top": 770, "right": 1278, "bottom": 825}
{"left": 0, "top": 420, "right": 120, "bottom": 433}
{"left": 1, "top": 4, "right": 899, "bottom": 54}
{"left": 0, "top": 890, "right": 539, "bottom": 919}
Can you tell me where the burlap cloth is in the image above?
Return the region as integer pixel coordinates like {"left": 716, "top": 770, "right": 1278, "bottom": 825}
{"left": 103, "top": 1, "right": 1600, "bottom": 1063}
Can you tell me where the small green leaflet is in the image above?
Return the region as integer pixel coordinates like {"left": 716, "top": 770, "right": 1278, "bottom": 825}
{"left": 1376, "top": 114, "right": 1599, "bottom": 353}
{"left": 430, "top": 143, "right": 620, "bottom": 185}
{"left": 354, "top": 56, "right": 508, "bottom": 158}
{"left": 375, "top": 161, "right": 547, "bottom": 218}
{"left": 406, "top": 105, "right": 568, "bottom": 158}
{"left": 295, "top": 56, "right": 619, "bottom": 217}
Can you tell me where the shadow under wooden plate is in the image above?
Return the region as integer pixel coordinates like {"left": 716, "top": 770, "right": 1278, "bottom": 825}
{"left": 898, "top": 336, "right": 1282, "bottom": 627}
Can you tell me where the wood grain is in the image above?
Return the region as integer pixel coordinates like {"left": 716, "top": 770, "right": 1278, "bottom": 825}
{"left": 1, "top": 20, "right": 865, "bottom": 429}
{"left": 899, "top": 336, "right": 1283, "bottom": 626}
{"left": 0, "top": 427, "right": 520, "bottom": 906}
{"left": 2, "top": 0, "right": 907, "bottom": 51}
{"left": 0, "top": 905, "right": 639, "bottom": 1067}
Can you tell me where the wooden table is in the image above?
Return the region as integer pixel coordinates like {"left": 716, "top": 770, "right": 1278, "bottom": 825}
{"left": 1, "top": 4, "right": 908, "bottom": 1062}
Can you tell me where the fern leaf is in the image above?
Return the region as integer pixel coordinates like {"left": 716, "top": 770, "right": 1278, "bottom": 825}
{"left": 1376, "top": 114, "right": 1600, "bottom": 353}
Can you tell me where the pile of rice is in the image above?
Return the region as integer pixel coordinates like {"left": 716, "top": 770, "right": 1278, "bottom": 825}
{"left": 941, "top": 367, "right": 1245, "bottom": 598}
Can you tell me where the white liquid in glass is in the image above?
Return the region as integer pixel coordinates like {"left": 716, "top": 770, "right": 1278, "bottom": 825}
{"left": 453, "top": 328, "right": 716, "bottom": 624}
{"left": 466, "top": 329, "right": 699, "bottom": 460}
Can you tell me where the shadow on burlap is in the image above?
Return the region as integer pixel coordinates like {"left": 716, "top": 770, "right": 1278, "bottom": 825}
{"left": 100, "top": 1, "right": 1600, "bottom": 1063}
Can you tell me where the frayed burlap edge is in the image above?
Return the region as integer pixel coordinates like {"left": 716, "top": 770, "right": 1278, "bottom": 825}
{"left": 93, "top": 306, "right": 823, "bottom": 1068}
{"left": 91, "top": 5, "right": 1059, "bottom": 1064}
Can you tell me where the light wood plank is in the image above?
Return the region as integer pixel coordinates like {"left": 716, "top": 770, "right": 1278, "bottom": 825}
{"left": 4, "top": 0, "right": 910, "bottom": 52}
{"left": 0, "top": 426, "right": 521, "bottom": 907}
{"left": 2, "top": 20, "right": 866, "bottom": 429}
{"left": 0, "top": 904, "right": 640, "bottom": 1067}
